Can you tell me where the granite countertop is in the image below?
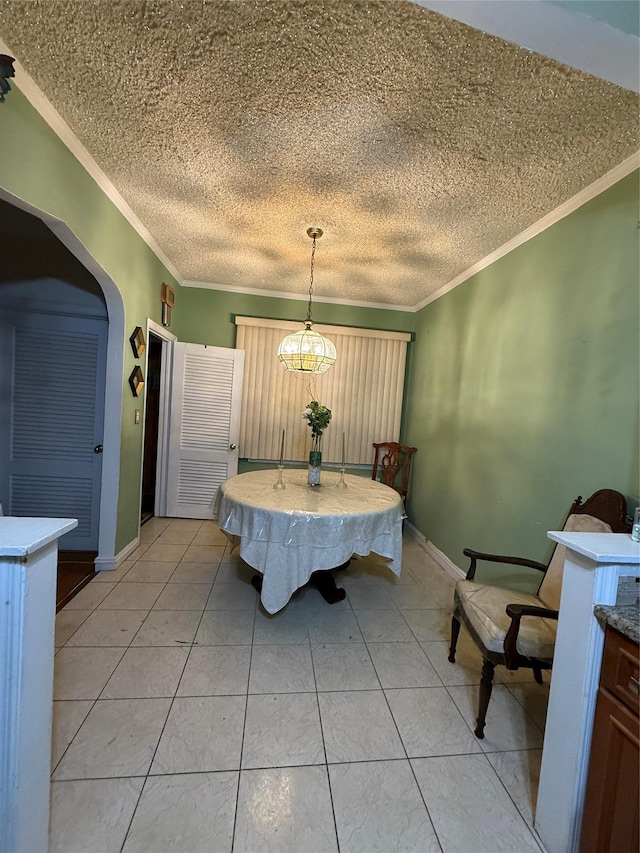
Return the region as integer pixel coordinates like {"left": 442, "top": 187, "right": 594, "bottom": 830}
{"left": 594, "top": 602, "right": 640, "bottom": 645}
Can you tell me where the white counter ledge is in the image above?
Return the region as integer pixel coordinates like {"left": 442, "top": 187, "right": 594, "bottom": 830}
{"left": 546, "top": 530, "right": 640, "bottom": 563}
{"left": 0, "top": 517, "right": 78, "bottom": 853}
{"left": 0, "top": 516, "right": 79, "bottom": 556}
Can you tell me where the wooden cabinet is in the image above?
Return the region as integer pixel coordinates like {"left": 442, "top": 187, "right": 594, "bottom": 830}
{"left": 580, "top": 625, "right": 639, "bottom": 853}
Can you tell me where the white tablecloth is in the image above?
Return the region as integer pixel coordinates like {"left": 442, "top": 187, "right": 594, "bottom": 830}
{"left": 212, "top": 468, "right": 405, "bottom": 613}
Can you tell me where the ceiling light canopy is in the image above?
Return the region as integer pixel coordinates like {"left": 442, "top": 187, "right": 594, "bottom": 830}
{"left": 277, "top": 227, "right": 337, "bottom": 374}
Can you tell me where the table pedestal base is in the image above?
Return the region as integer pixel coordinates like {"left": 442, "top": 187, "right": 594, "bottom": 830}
{"left": 309, "top": 569, "right": 347, "bottom": 603}
{"left": 251, "top": 560, "right": 350, "bottom": 606}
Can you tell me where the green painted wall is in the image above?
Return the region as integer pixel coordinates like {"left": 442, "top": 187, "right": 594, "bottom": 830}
{"left": 404, "top": 171, "right": 639, "bottom": 590}
{"left": 174, "top": 286, "right": 414, "bottom": 349}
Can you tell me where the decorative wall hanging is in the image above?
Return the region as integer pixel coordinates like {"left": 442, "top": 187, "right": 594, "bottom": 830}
{"left": 161, "top": 282, "right": 175, "bottom": 327}
{"left": 129, "top": 326, "right": 146, "bottom": 358}
{"left": 128, "top": 366, "right": 144, "bottom": 397}
{"left": 0, "top": 55, "right": 15, "bottom": 103}
{"left": 277, "top": 227, "right": 337, "bottom": 374}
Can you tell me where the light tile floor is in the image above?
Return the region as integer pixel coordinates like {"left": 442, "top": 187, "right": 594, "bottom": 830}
{"left": 51, "top": 518, "right": 550, "bottom": 853}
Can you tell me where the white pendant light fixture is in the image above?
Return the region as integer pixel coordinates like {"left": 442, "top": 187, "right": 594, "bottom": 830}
{"left": 277, "top": 227, "right": 337, "bottom": 374}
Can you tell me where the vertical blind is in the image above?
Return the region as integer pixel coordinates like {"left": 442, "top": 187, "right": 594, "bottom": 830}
{"left": 235, "top": 317, "right": 411, "bottom": 465}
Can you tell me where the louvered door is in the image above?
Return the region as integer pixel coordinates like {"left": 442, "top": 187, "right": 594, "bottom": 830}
{"left": 3, "top": 313, "right": 107, "bottom": 549}
{"left": 165, "top": 343, "right": 244, "bottom": 518}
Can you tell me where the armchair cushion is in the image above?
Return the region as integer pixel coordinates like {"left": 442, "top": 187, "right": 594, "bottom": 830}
{"left": 454, "top": 580, "right": 556, "bottom": 660}
{"left": 538, "top": 513, "right": 613, "bottom": 610}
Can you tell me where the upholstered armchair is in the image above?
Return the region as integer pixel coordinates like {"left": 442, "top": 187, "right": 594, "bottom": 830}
{"left": 448, "top": 489, "right": 631, "bottom": 738}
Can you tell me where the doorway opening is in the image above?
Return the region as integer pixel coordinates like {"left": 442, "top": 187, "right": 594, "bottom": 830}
{"left": 141, "top": 333, "right": 163, "bottom": 525}
{"left": 1, "top": 185, "right": 126, "bottom": 572}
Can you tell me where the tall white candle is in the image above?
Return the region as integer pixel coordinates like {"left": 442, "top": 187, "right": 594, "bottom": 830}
{"left": 279, "top": 429, "right": 285, "bottom": 466}
{"left": 341, "top": 433, "right": 345, "bottom": 468}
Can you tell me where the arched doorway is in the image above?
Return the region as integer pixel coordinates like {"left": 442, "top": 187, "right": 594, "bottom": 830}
{"left": 0, "top": 189, "right": 124, "bottom": 569}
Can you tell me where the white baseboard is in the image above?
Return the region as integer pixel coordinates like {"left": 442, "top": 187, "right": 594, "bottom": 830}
{"left": 95, "top": 536, "right": 140, "bottom": 572}
{"left": 403, "top": 520, "right": 426, "bottom": 547}
{"left": 404, "top": 521, "right": 465, "bottom": 581}
{"left": 424, "top": 540, "right": 465, "bottom": 581}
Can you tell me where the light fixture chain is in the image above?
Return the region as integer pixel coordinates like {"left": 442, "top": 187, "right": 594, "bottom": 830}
{"left": 305, "top": 234, "right": 316, "bottom": 325}
{"left": 276, "top": 225, "right": 335, "bottom": 374}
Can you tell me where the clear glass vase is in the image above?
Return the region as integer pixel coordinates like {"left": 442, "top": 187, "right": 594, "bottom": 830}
{"left": 308, "top": 450, "right": 322, "bottom": 486}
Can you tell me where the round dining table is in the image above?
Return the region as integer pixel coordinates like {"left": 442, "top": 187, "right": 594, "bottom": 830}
{"left": 212, "top": 468, "right": 405, "bottom": 613}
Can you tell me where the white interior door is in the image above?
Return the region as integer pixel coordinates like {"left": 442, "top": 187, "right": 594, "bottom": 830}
{"left": 165, "top": 342, "right": 244, "bottom": 518}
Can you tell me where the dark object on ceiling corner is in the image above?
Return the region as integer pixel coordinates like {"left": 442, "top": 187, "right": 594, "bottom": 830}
{"left": 0, "top": 55, "right": 15, "bottom": 103}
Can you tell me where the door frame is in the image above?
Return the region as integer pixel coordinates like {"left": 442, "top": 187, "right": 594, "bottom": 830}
{"left": 144, "top": 319, "right": 176, "bottom": 519}
{"left": 0, "top": 188, "right": 125, "bottom": 569}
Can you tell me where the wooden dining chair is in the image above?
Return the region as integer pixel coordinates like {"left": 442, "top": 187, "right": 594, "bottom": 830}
{"left": 371, "top": 442, "right": 417, "bottom": 501}
{"left": 448, "top": 488, "right": 631, "bottom": 739}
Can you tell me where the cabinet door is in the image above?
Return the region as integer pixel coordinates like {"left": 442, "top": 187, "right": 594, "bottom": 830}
{"left": 580, "top": 687, "right": 639, "bottom": 853}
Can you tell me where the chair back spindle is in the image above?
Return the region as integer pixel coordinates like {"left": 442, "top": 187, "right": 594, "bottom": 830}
{"left": 371, "top": 442, "right": 417, "bottom": 501}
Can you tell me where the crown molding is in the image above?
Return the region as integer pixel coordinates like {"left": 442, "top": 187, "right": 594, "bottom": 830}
{"left": 0, "top": 36, "right": 182, "bottom": 284}
{"left": 3, "top": 34, "right": 637, "bottom": 316}
{"left": 414, "top": 151, "right": 640, "bottom": 312}
{"left": 181, "top": 279, "right": 415, "bottom": 313}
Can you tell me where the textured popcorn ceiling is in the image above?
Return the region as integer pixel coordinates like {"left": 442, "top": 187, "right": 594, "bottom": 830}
{"left": 1, "top": 0, "right": 638, "bottom": 308}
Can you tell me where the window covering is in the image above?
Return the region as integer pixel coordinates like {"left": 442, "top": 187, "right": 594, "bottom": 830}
{"left": 235, "top": 317, "right": 411, "bottom": 465}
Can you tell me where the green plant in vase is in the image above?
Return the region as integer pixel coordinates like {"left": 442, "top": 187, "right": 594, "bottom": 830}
{"left": 303, "top": 400, "right": 331, "bottom": 486}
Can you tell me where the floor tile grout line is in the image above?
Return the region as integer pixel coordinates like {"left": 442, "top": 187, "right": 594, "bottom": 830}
{"left": 54, "top": 750, "right": 526, "bottom": 785}
{"left": 441, "top": 677, "right": 548, "bottom": 748}
{"left": 442, "top": 680, "right": 487, "bottom": 742}
{"left": 307, "top": 628, "right": 343, "bottom": 852}
{"left": 229, "top": 575, "right": 261, "bottom": 851}
{"left": 480, "top": 748, "right": 547, "bottom": 846}
{"left": 503, "top": 784, "right": 548, "bottom": 845}
{"left": 363, "top": 636, "right": 446, "bottom": 691}
{"left": 50, "top": 694, "right": 101, "bottom": 777}
{"left": 405, "top": 756, "right": 446, "bottom": 853}
{"left": 502, "top": 678, "right": 550, "bottom": 735}
{"left": 308, "top": 634, "right": 330, "bottom": 766}
{"left": 54, "top": 609, "right": 95, "bottom": 649}
{"left": 111, "top": 522, "right": 199, "bottom": 849}
{"left": 115, "top": 525, "right": 209, "bottom": 853}
{"left": 118, "top": 777, "right": 147, "bottom": 852}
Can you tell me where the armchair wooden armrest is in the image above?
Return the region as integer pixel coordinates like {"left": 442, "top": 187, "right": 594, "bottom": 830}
{"left": 504, "top": 602, "right": 559, "bottom": 670}
{"left": 462, "top": 547, "right": 547, "bottom": 580}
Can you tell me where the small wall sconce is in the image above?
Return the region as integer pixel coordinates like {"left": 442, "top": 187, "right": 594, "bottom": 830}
{"left": 161, "top": 283, "right": 175, "bottom": 327}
